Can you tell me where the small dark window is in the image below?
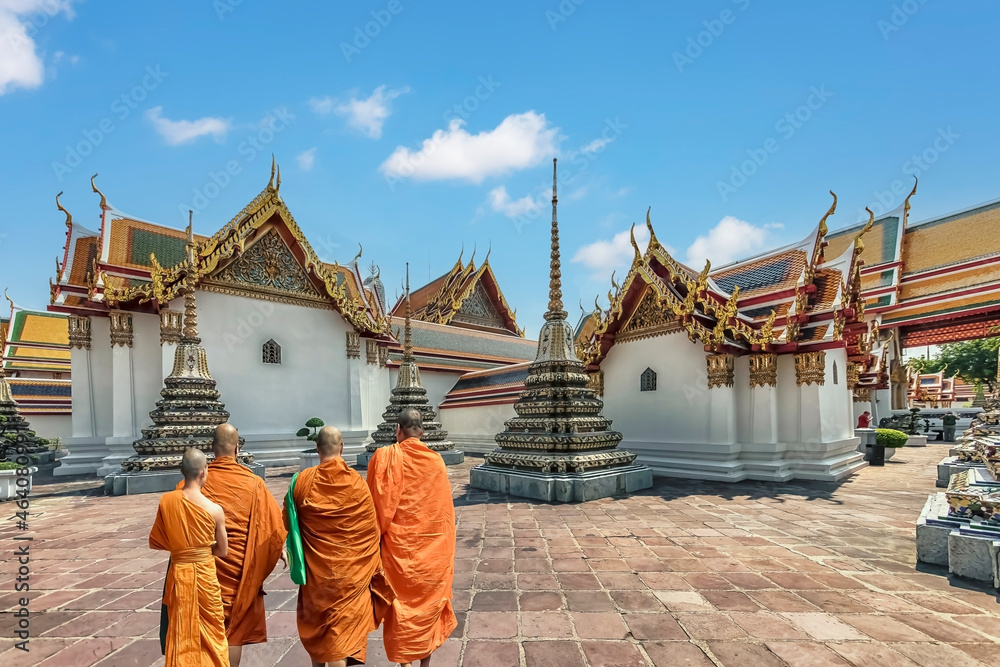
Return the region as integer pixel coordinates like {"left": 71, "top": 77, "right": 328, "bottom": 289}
{"left": 833, "top": 360, "right": 838, "bottom": 385}
{"left": 640, "top": 367, "right": 657, "bottom": 392}
{"left": 262, "top": 339, "right": 281, "bottom": 364}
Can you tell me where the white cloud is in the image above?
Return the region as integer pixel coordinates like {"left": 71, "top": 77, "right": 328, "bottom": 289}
{"left": 297, "top": 147, "right": 317, "bottom": 171}
{"left": 309, "top": 96, "right": 334, "bottom": 115}
{"left": 0, "top": 0, "right": 75, "bottom": 95}
{"left": 145, "top": 106, "right": 231, "bottom": 145}
{"left": 335, "top": 85, "right": 409, "bottom": 139}
{"left": 685, "top": 217, "right": 783, "bottom": 267}
{"left": 573, "top": 225, "right": 666, "bottom": 279}
{"left": 380, "top": 111, "right": 558, "bottom": 184}
{"left": 488, "top": 186, "right": 541, "bottom": 217}
{"left": 52, "top": 50, "right": 78, "bottom": 66}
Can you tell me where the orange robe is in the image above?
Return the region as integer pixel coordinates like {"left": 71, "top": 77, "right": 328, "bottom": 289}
{"left": 187, "top": 457, "right": 285, "bottom": 645}
{"left": 367, "top": 438, "right": 457, "bottom": 664}
{"left": 150, "top": 490, "right": 229, "bottom": 667}
{"left": 286, "top": 457, "right": 383, "bottom": 664}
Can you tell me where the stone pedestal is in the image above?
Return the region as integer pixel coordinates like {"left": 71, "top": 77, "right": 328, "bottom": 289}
{"left": 908, "top": 434, "right": 928, "bottom": 447}
{"left": 937, "top": 456, "right": 987, "bottom": 488}
{"left": 356, "top": 447, "right": 464, "bottom": 468}
{"left": 470, "top": 464, "right": 652, "bottom": 502}
{"left": 53, "top": 437, "right": 110, "bottom": 477}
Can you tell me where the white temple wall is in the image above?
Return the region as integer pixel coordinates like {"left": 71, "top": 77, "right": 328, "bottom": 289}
{"left": 419, "top": 370, "right": 463, "bottom": 415}
{"left": 195, "top": 291, "right": 356, "bottom": 465}
{"left": 602, "top": 334, "right": 714, "bottom": 444}
{"left": 131, "top": 312, "right": 161, "bottom": 433}
{"left": 70, "top": 344, "right": 95, "bottom": 439}
{"left": 439, "top": 402, "right": 513, "bottom": 454}
{"left": 817, "top": 348, "right": 853, "bottom": 443}
{"left": 89, "top": 316, "right": 113, "bottom": 438}
{"left": 26, "top": 414, "right": 72, "bottom": 441}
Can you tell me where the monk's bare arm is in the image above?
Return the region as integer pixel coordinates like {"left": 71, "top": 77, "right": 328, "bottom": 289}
{"left": 212, "top": 503, "right": 229, "bottom": 558}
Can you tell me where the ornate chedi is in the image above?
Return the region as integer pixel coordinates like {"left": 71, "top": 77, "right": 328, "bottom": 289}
{"left": 470, "top": 159, "right": 652, "bottom": 502}
{"left": 106, "top": 221, "right": 258, "bottom": 495}
{"left": 358, "top": 265, "right": 463, "bottom": 467}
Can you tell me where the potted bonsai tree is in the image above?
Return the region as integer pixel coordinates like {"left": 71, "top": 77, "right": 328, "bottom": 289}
{"left": 868, "top": 428, "right": 909, "bottom": 466}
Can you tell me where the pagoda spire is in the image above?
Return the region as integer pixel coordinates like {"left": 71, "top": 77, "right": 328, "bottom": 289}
{"left": 546, "top": 158, "right": 565, "bottom": 321}
{"left": 181, "top": 211, "right": 200, "bottom": 344}
{"left": 403, "top": 263, "right": 413, "bottom": 363}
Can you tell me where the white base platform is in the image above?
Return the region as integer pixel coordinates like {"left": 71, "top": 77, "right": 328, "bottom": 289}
{"left": 916, "top": 493, "right": 1000, "bottom": 588}
{"left": 937, "top": 456, "right": 987, "bottom": 488}
{"left": 53, "top": 437, "right": 111, "bottom": 477}
{"left": 625, "top": 437, "right": 866, "bottom": 483}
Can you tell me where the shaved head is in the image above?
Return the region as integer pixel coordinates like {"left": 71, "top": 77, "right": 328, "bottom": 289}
{"left": 316, "top": 426, "right": 343, "bottom": 460}
{"left": 396, "top": 407, "right": 424, "bottom": 441}
{"left": 181, "top": 448, "right": 208, "bottom": 482}
{"left": 212, "top": 423, "right": 239, "bottom": 458}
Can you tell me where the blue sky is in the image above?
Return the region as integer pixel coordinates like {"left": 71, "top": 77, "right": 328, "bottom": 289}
{"left": 1, "top": 0, "right": 998, "bottom": 338}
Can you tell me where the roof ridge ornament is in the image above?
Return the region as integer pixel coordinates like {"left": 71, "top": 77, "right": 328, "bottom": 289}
{"left": 56, "top": 191, "right": 73, "bottom": 229}
{"left": 352, "top": 243, "right": 363, "bottom": 265}
{"left": 90, "top": 173, "right": 108, "bottom": 211}
{"left": 903, "top": 176, "right": 918, "bottom": 225}
{"left": 629, "top": 223, "right": 642, "bottom": 263}
{"left": 854, "top": 207, "right": 875, "bottom": 255}
{"left": 268, "top": 155, "right": 276, "bottom": 190}
{"left": 545, "top": 158, "right": 565, "bottom": 320}
{"left": 645, "top": 207, "right": 659, "bottom": 249}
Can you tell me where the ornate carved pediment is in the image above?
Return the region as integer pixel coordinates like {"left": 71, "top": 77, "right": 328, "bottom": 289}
{"left": 619, "top": 289, "right": 682, "bottom": 342}
{"left": 453, "top": 281, "right": 505, "bottom": 329}
{"left": 207, "top": 228, "right": 324, "bottom": 304}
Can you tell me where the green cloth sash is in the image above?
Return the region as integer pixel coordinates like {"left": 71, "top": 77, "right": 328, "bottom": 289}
{"left": 285, "top": 472, "right": 307, "bottom": 585}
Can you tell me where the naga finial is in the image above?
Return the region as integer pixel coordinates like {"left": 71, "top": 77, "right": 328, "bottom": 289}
{"left": 855, "top": 207, "right": 875, "bottom": 255}
{"left": 903, "top": 176, "right": 918, "bottom": 223}
{"left": 629, "top": 223, "right": 642, "bottom": 262}
{"left": 275, "top": 162, "right": 281, "bottom": 192}
{"left": 645, "top": 207, "right": 659, "bottom": 248}
{"left": 90, "top": 174, "right": 108, "bottom": 210}
{"left": 56, "top": 191, "right": 73, "bottom": 228}
{"left": 818, "top": 190, "right": 837, "bottom": 239}
{"left": 268, "top": 155, "right": 276, "bottom": 189}
{"left": 353, "top": 243, "right": 363, "bottom": 264}
{"left": 483, "top": 241, "right": 492, "bottom": 265}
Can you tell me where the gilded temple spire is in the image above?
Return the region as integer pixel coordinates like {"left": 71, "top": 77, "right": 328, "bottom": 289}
{"left": 181, "top": 211, "right": 201, "bottom": 344}
{"left": 546, "top": 158, "right": 565, "bottom": 320}
{"left": 403, "top": 263, "right": 413, "bottom": 364}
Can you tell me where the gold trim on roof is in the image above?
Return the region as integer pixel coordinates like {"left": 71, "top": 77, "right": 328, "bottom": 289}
{"left": 102, "top": 169, "right": 387, "bottom": 334}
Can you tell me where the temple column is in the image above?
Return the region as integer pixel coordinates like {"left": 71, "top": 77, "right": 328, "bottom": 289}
{"left": 742, "top": 353, "right": 789, "bottom": 481}
{"left": 706, "top": 355, "right": 737, "bottom": 444}
{"left": 96, "top": 312, "right": 137, "bottom": 477}
{"left": 343, "top": 333, "right": 367, "bottom": 462}
{"left": 55, "top": 316, "right": 105, "bottom": 477}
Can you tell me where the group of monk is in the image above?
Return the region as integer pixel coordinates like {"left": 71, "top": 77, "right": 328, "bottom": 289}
{"left": 149, "top": 407, "right": 457, "bottom": 667}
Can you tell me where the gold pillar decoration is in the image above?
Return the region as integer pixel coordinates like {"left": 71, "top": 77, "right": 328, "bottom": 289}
{"left": 108, "top": 311, "right": 134, "bottom": 347}
{"left": 586, "top": 370, "right": 604, "bottom": 396}
{"left": 159, "top": 310, "right": 182, "bottom": 345}
{"left": 853, "top": 387, "right": 872, "bottom": 402}
{"left": 378, "top": 345, "right": 389, "bottom": 368}
{"left": 748, "top": 353, "right": 777, "bottom": 388}
{"left": 366, "top": 339, "right": 378, "bottom": 365}
{"left": 706, "top": 354, "right": 735, "bottom": 389}
{"left": 68, "top": 315, "right": 91, "bottom": 350}
{"left": 346, "top": 332, "right": 360, "bottom": 359}
{"left": 846, "top": 362, "right": 860, "bottom": 390}
{"left": 795, "top": 350, "right": 826, "bottom": 386}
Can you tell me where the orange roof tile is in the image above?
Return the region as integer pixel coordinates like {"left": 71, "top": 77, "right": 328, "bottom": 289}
{"left": 902, "top": 200, "right": 1000, "bottom": 274}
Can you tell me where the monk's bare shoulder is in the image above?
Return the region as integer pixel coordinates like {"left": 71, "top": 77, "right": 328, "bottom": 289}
{"left": 208, "top": 498, "right": 225, "bottom": 522}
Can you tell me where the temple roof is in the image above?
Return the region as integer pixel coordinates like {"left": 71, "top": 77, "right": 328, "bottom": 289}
{"left": 2, "top": 307, "right": 70, "bottom": 375}
{"left": 394, "top": 248, "right": 523, "bottom": 337}
{"left": 49, "top": 165, "right": 387, "bottom": 335}
{"left": 439, "top": 361, "right": 531, "bottom": 409}
{"left": 385, "top": 317, "right": 536, "bottom": 374}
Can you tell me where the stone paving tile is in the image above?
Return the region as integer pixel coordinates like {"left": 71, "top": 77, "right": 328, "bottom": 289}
{"left": 6, "top": 447, "right": 1000, "bottom": 666}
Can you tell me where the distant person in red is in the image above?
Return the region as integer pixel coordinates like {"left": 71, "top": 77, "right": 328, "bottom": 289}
{"left": 857, "top": 411, "right": 872, "bottom": 429}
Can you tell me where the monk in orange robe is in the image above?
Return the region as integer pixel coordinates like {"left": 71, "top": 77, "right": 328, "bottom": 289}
{"left": 285, "top": 425, "right": 390, "bottom": 667}
{"left": 150, "top": 448, "right": 230, "bottom": 667}
{"left": 178, "top": 424, "right": 286, "bottom": 667}
{"left": 367, "top": 408, "right": 457, "bottom": 667}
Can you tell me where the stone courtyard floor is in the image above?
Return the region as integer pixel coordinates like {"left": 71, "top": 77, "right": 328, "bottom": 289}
{"left": 1, "top": 445, "right": 998, "bottom": 667}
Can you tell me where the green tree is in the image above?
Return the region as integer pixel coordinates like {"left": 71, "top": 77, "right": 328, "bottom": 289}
{"left": 296, "top": 417, "right": 325, "bottom": 442}
{"left": 906, "top": 355, "right": 946, "bottom": 375}
{"left": 936, "top": 337, "right": 1000, "bottom": 391}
